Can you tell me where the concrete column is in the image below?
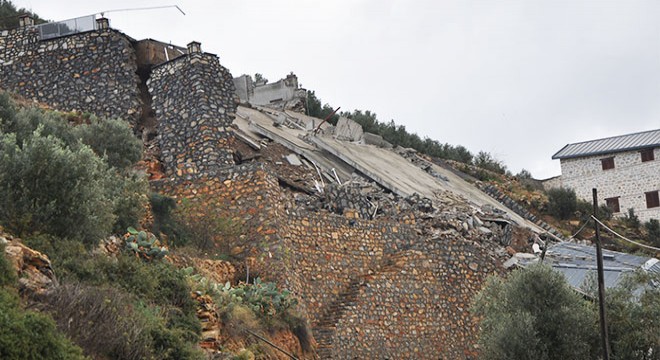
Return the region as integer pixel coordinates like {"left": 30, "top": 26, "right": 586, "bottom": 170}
{"left": 187, "top": 41, "right": 201, "bottom": 54}
{"left": 18, "top": 14, "right": 34, "bottom": 27}
{"left": 96, "top": 17, "right": 110, "bottom": 30}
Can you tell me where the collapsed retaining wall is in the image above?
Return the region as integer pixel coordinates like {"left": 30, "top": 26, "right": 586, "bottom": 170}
{"left": 0, "top": 26, "right": 141, "bottom": 123}
{"left": 0, "top": 19, "right": 504, "bottom": 358}
{"left": 153, "top": 160, "right": 502, "bottom": 358}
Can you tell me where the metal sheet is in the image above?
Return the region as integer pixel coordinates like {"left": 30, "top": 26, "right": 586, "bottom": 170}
{"left": 552, "top": 129, "right": 660, "bottom": 159}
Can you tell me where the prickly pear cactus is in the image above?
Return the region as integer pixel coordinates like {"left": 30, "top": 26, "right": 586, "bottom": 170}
{"left": 124, "top": 227, "right": 169, "bottom": 261}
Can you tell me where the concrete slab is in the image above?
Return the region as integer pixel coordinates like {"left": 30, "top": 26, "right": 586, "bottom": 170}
{"left": 235, "top": 106, "right": 354, "bottom": 183}
{"left": 310, "top": 136, "right": 442, "bottom": 199}
{"left": 235, "top": 106, "right": 547, "bottom": 233}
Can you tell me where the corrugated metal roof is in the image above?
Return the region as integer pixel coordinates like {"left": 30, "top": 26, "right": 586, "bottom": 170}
{"left": 552, "top": 128, "right": 660, "bottom": 159}
{"left": 518, "top": 242, "right": 658, "bottom": 290}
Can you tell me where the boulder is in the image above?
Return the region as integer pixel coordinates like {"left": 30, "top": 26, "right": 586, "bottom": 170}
{"left": 3, "top": 237, "right": 58, "bottom": 296}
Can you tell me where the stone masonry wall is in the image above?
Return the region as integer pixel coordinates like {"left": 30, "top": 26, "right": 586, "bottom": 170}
{"left": 560, "top": 147, "right": 660, "bottom": 222}
{"left": 148, "top": 52, "right": 238, "bottom": 178}
{"left": 280, "top": 203, "right": 502, "bottom": 358}
{"left": 153, "top": 161, "right": 500, "bottom": 358}
{"left": 0, "top": 26, "right": 141, "bottom": 124}
{"left": 334, "top": 242, "right": 500, "bottom": 359}
{"left": 283, "top": 211, "right": 417, "bottom": 322}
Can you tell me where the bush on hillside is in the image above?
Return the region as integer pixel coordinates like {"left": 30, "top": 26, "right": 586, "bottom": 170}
{"left": 623, "top": 208, "right": 641, "bottom": 230}
{"left": 0, "top": 244, "right": 16, "bottom": 287}
{"left": 646, "top": 219, "right": 660, "bottom": 247}
{"left": 108, "top": 174, "right": 148, "bottom": 234}
{"left": 173, "top": 196, "right": 242, "bottom": 252}
{"left": 45, "top": 283, "right": 153, "bottom": 360}
{"left": 75, "top": 117, "right": 142, "bottom": 170}
{"left": 23, "top": 234, "right": 203, "bottom": 359}
{"left": 0, "top": 93, "right": 147, "bottom": 244}
{"left": 546, "top": 187, "right": 578, "bottom": 220}
{"left": 585, "top": 271, "right": 660, "bottom": 359}
{"left": 0, "top": 131, "right": 115, "bottom": 244}
{"left": 150, "top": 193, "right": 186, "bottom": 245}
{"left": 0, "top": 288, "right": 86, "bottom": 360}
{"left": 474, "top": 151, "right": 508, "bottom": 175}
{"left": 472, "top": 264, "right": 598, "bottom": 360}
{"left": 45, "top": 283, "right": 204, "bottom": 360}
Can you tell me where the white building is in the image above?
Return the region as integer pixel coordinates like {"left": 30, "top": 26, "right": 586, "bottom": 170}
{"left": 552, "top": 129, "right": 660, "bottom": 222}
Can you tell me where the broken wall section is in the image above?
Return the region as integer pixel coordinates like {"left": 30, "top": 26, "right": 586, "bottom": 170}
{"left": 148, "top": 49, "right": 238, "bottom": 178}
{"left": 234, "top": 73, "right": 306, "bottom": 111}
{"left": 0, "top": 23, "right": 141, "bottom": 124}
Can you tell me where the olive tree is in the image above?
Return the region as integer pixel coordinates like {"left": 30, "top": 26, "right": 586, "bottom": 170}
{"left": 472, "top": 264, "right": 599, "bottom": 360}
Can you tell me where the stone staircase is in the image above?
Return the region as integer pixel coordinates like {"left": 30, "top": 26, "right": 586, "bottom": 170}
{"left": 313, "top": 278, "right": 363, "bottom": 359}
{"left": 312, "top": 252, "right": 411, "bottom": 359}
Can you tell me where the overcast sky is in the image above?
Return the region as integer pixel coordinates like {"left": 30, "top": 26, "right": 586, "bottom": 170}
{"left": 13, "top": 0, "right": 660, "bottom": 178}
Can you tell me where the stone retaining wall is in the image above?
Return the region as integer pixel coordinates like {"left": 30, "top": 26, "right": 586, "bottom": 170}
{"left": 148, "top": 52, "right": 238, "bottom": 178}
{"left": 153, "top": 162, "right": 501, "bottom": 358}
{"left": 0, "top": 26, "right": 141, "bottom": 124}
{"left": 282, "top": 210, "right": 417, "bottom": 322}
{"left": 334, "top": 241, "right": 500, "bottom": 359}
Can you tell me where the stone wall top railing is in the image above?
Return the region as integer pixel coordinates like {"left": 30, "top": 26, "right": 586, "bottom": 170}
{"left": 36, "top": 15, "right": 97, "bottom": 40}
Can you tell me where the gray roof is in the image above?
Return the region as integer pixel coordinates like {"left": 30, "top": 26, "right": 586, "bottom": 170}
{"left": 552, "top": 129, "right": 660, "bottom": 160}
{"left": 519, "top": 242, "right": 660, "bottom": 291}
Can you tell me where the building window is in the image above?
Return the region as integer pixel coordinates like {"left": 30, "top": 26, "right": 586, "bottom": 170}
{"left": 605, "top": 197, "right": 621, "bottom": 213}
{"left": 647, "top": 191, "right": 660, "bottom": 209}
{"left": 641, "top": 149, "right": 655, "bottom": 162}
{"left": 601, "top": 157, "right": 615, "bottom": 170}
{"left": 605, "top": 197, "right": 620, "bottom": 213}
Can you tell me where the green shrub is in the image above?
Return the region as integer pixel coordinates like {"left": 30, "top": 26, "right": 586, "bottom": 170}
{"left": 109, "top": 174, "right": 148, "bottom": 234}
{"left": 75, "top": 117, "right": 142, "bottom": 170}
{"left": 472, "top": 264, "right": 598, "bottom": 360}
{"left": 0, "top": 243, "right": 16, "bottom": 287}
{"left": 546, "top": 187, "right": 578, "bottom": 220}
{"left": 623, "top": 208, "right": 641, "bottom": 229}
{"left": 599, "top": 271, "right": 660, "bottom": 359}
{"left": 0, "top": 96, "right": 148, "bottom": 244}
{"left": 474, "top": 151, "right": 508, "bottom": 175}
{"left": 45, "top": 283, "right": 203, "bottom": 360}
{"left": 149, "top": 193, "right": 185, "bottom": 245}
{"left": 0, "top": 92, "right": 16, "bottom": 130}
{"left": 646, "top": 219, "right": 660, "bottom": 246}
{"left": 45, "top": 283, "right": 153, "bottom": 360}
{"left": 0, "top": 288, "right": 86, "bottom": 360}
{"left": 174, "top": 196, "right": 242, "bottom": 252}
{"left": 98, "top": 255, "right": 201, "bottom": 339}
{"left": 7, "top": 107, "right": 78, "bottom": 146}
{"left": 22, "top": 234, "right": 109, "bottom": 283}
{"left": 0, "top": 131, "right": 115, "bottom": 244}
{"left": 25, "top": 240, "right": 203, "bottom": 359}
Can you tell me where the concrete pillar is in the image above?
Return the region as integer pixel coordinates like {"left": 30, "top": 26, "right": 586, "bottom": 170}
{"left": 187, "top": 41, "right": 201, "bottom": 54}
{"left": 96, "top": 17, "right": 110, "bottom": 30}
{"left": 18, "top": 14, "right": 34, "bottom": 27}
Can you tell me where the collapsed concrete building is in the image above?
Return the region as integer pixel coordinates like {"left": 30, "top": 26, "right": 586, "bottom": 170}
{"left": 0, "top": 14, "right": 562, "bottom": 359}
{"left": 233, "top": 72, "right": 306, "bottom": 111}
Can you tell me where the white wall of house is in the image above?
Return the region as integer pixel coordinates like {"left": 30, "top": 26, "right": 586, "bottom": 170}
{"left": 559, "top": 147, "right": 660, "bottom": 222}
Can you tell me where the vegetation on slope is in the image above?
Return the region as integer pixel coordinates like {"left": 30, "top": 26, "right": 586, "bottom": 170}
{"left": 473, "top": 264, "right": 660, "bottom": 360}
{"left": 0, "top": 243, "right": 87, "bottom": 360}
{"left": 0, "top": 90, "right": 309, "bottom": 358}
